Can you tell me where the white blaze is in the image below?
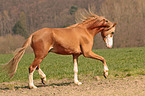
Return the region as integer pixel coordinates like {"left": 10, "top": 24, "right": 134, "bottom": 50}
{"left": 105, "top": 34, "right": 113, "bottom": 48}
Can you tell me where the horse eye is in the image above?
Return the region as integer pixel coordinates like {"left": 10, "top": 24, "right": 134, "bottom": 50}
{"left": 111, "top": 32, "right": 114, "bottom": 34}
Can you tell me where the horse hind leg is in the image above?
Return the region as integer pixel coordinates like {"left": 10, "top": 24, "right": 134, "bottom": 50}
{"left": 28, "top": 46, "right": 53, "bottom": 89}
{"left": 28, "top": 58, "right": 44, "bottom": 89}
{"left": 36, "top": 65, "right": 46, "bottom": 85}
{"left": 29, "top": 70, "right": 37, "bottom": 89}
{"left": 37, "top": 47, "right": 53, "bottom": 85}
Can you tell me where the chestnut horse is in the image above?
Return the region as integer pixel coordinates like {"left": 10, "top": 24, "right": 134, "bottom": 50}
{"left": 1, "top": 9, "right": 117, "bottom": 88}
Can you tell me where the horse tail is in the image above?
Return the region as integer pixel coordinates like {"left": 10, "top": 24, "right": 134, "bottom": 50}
{"left": 1, "top": 35, "right": 33, "bottom": 78}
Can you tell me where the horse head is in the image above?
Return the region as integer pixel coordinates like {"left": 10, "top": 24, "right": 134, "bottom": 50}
{"left": 86, "top": 17, "right": 117, "bottom": 48}
{"left": 75, "top": 8, "right": 117, "bottom": 48}
{"left": 101, "top": 22, "right": 117, "bottom": 48}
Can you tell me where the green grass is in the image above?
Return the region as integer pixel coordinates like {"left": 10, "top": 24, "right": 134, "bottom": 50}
{"left": 0, "top": 47, "right": 145, "bottom": 83}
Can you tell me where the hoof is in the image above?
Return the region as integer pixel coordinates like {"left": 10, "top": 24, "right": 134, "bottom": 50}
{"left": 29, "top": 84, "right": 37, "bottom": 89}
{"left": 77, "top": 82, "right": 82, "bottom": 85}
{"left": 75, "top": 81, "right": 82, "bottom": 85}
{"left": 103, "top": 70, "right": 109, "bottom": 79}
{"left": 41, "top": 77, "right": 46, "bottom": 85}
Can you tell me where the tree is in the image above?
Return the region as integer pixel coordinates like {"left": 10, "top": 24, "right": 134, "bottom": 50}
{"left": 13, "top": 12, "right": 28, "bottom": 38}
{"left": 70, "top": 6, "right": 78, "bottom": 15}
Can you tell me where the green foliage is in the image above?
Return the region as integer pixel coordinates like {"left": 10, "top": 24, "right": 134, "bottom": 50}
{"left": 12, "top": 12, "right": 28, "bottom": 38}
{"left": 70, "top": 6, "right": 78, "bottom": 15}
{"left": 0, "top": 47, "right": 145, "bottom": 83}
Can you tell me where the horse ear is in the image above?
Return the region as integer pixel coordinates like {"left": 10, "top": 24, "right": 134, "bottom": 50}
{"left": 103, "top": 22, "right": 117, "bottom": 31}
{"left": 113, "top": 23, "right": 117, "bottom": 27}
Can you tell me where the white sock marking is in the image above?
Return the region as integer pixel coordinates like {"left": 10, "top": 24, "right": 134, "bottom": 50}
{"left": 74, "top": 59, "right": 78, "bottom": 83}
{"left": 37, "top": 68, "right": 46, "bottom": 79}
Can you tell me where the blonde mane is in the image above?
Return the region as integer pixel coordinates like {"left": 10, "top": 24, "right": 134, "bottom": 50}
{"left": 75, "top": 8, "right": 101, "bottom": 23}
{"left": 67, "top": 8, "right": 113, "bottom": 30}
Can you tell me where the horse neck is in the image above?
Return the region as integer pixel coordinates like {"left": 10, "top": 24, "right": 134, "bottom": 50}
{"left": 81, "top": 18, "right": 101, "bottom": 37}
{"left": 87, "top": 27, "right": 101, "bottom": 37}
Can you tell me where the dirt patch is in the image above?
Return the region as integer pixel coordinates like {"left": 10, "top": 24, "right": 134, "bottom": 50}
{"left": 1, "top": 76, "right": 145, "bottom": 96}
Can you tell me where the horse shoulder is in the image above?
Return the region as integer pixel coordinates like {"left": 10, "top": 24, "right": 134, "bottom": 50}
{"left": 79, "top": 29, "right": 94, "bottom": 53}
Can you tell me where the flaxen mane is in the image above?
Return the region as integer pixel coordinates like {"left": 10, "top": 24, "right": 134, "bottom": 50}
{"left": 75, "top": 8, "right": 100, "bottom": 23}
{"left": 75, "top": 8, "right": 113, "bottom": 27}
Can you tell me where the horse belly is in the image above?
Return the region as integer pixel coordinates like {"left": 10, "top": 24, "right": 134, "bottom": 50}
{"left": 51, "top": 45, "right": 81, "bottom": 55}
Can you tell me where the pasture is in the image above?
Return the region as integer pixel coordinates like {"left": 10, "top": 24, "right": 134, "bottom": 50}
{"left": 1, "top": 47, "right": 145, "bottom": 95}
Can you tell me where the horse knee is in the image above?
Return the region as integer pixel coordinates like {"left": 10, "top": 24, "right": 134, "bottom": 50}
{"left": 29, "top": 58, "right": 43, "bottom": 73}
{"left": 29, "top": 66, "right": 35, "bottom": 73}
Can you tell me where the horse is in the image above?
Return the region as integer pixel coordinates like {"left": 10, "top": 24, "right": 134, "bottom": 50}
{"left": 1, "top": 8, "right": 117, "bottom": 89}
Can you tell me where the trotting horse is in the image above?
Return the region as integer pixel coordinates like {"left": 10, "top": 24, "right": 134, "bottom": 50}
{"left": 1, "top": 9, "right": 117, "bottom": 89}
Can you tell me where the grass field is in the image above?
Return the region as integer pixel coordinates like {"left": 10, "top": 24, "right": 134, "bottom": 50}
{"left": 0, "top": 47, "right": 145, "bottom": 83}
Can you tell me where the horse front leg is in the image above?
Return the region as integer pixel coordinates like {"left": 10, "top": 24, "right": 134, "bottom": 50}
{"left": 73, "top": 55, "right": 82, "bottom": 85}
{"left": 83, "top": 51, "right": 109, "bottom": 78}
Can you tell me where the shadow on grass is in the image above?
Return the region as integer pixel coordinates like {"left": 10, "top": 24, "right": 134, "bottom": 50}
{"left": 0, "top": 85, "right": 29, "bottom": 90}
{"left": 0, "top": 82, "right": 73, "bottom": 90}
{"left": 49, "top": 82, "right": 73, "bottom": 86}
{"left": 0, "top": 84, "right": 49, "bottom": 90}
